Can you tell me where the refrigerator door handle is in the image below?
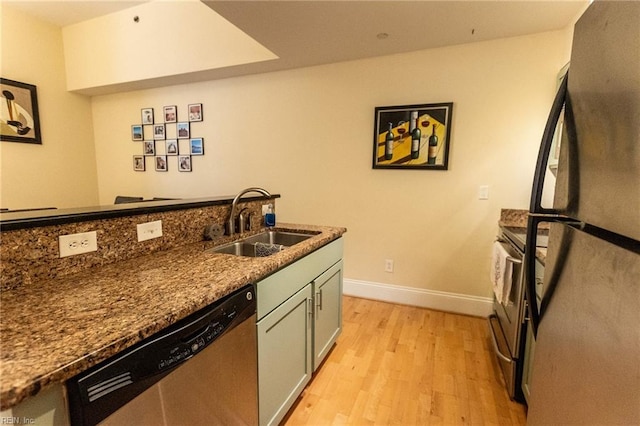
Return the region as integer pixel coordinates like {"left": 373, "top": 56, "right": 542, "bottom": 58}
{"left": 525, "top": 72, "right": 568, "bottom": 339}
{"left": 526, "top": 215, "right": 584, "bottom": 339}
{"left": 529, "top": 71, "right": 568, "bottom": 215}
{"left": 525, "top": 215, "right": 544, "bottom": 338}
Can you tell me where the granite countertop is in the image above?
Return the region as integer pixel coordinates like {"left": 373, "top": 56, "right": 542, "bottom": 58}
{"left": 0, "top": 223, "right": 346, "bottom": 410}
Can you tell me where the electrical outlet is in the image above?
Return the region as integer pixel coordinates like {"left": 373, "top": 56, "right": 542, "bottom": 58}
{"left": 59, "top": 231, "right": 98, "bottom": 258}
{"left": 137, "top": 220, "right": 163, "bottom": 242}
{"left": 385, "top": 259, "right": 394, "bottom": 273}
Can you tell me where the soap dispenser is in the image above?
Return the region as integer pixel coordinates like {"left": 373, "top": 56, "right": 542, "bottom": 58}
{"left": 265, "top": 204, "right": 276, "bottom": 227}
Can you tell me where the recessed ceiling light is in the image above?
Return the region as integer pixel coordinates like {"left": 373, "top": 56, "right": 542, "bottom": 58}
{"left": 377, "top": 32, "right": 389, "bottom": 40}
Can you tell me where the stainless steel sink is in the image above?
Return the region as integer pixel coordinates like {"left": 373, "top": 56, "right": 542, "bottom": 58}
{"left": 207, "top": 230, "right": 316, "bottom": 257}
{"left": 241, "top": 230, "right": 313, "bottom": 246}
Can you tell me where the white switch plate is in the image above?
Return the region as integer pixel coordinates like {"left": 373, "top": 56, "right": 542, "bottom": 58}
{"left": 137, "top": 220, "right": 163, "bottom": 242}
{"left": 478, "top": 185, "right": 489, "bottom": 200}
{"left": 384, "top": 259, "right": 394, "bottom": 273}
{"left": 59, "top": 231, "right": 98, "bottom": 258}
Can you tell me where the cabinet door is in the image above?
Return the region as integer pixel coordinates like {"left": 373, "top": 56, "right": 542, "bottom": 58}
{"left": 257, "top": 284, "right": 313, "bottom": 426}
{"left": 313, "top": 260, "right": 343, "bottom": 371}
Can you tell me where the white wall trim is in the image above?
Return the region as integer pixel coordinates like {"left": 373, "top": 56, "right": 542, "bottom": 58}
{"left": 343, "top": 278, "right": 493, "bottom": 317}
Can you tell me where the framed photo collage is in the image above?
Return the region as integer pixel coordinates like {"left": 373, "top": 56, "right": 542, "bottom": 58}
{"left": 131, "top": 103, "right": 203, "bottom": 172}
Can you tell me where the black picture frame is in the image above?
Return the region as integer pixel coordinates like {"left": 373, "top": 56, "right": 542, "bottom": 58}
{"left": 132, "top": 125, "right": 143, "bottom": 141}
{"left": 165, "top": 139, "right": 178, "bottom": 156}
{"left": 153, "top": 124, "right": 165, "bottom": 140}
{"left": 188, "top": 103, "right": 203, "bottom": 122}
{"left": 133, "top": 155, "right": 145, "bottom": 171}
{"left": 143, "top": 140, "right": 155, "bottom": 156}
{"left": 177, "top": 122, "right": 190, "bottom": 139}
{"left": 155, "top": 155, "right": 168, "bottom": 172}
{"left": 189, "top": 138, "right": 204, "bottom": 155}
{"left": 163, "top": 105, "right": 177, "bottom": 123}
{"left": 141, "top": 108, "right": 154, "bottom": 125}
{"left": 178, "top": 155, "right": 192, "bottom": 172}
{"left": 1, "top": 78, "right": 42, "bottom": 144}
{"left": 372, "top": 102, "right": 453, "bottom": 170}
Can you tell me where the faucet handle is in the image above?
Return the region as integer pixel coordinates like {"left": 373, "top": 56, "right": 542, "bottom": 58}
{"left": 238, "top": 208, "right": 249, "bottom": 234}
{"left": 245, "top": 212, "right": 254, "bottom": 231}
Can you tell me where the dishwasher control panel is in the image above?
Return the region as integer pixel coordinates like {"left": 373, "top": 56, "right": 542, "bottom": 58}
{"left": 158, "top": 310, "right": 234, "bottom": 370}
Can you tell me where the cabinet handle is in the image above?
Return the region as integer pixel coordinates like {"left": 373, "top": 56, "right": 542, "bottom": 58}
{"left": 316, "top": 289, "right": 323, "bottom": 310}
{"left": 308, "top": 298, "right": 314, "bottom": 321}
{"left": 488, "top": 314, "right": 513, "bottom": 364}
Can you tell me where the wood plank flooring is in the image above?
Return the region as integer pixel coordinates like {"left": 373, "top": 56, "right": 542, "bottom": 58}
{"left": 284, "top": 296, "right": 527, "bottom": 425}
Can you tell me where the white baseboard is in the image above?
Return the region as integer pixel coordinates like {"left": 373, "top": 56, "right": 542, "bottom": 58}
{"left": 343, "top": 278, "right": 493, "bottom": 317}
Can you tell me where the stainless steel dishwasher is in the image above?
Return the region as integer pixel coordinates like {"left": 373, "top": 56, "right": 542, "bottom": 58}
{"left": 66, "top": 285, "right": 257, "bottom": 426}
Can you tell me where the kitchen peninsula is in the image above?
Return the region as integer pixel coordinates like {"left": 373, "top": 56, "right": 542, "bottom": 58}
{"left": 0, "top": 196, "right": 346, "bottom": 422}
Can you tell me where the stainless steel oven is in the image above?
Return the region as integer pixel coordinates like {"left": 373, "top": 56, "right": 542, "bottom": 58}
{"left": 488, "top": 227, "right": 527, "bottom": 402}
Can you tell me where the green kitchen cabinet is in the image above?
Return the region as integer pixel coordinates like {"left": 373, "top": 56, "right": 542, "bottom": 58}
{"left": 256, "top": 238, "right": 343, "bottom": 426}
{"left": 312, "top": 260, "right": 343, "bottom": 371}
{"left": 257, "top": 283, "right": 313, "bottom": 426}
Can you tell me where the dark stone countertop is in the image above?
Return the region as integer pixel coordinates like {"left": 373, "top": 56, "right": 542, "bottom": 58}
{"left": 0, "top": 223, "right": 346, "bottom": 410}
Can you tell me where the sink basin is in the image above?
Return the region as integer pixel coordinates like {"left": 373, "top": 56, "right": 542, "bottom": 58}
{"left": 241, "top": 230, "right": 313, "bottom": 246}
{"left": 207, "top": 230, "right": 315, "bottom": 257}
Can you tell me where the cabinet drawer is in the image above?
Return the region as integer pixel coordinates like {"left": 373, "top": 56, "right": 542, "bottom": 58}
{"left": 256, "top": 238, "right": 343, "bottom": 320}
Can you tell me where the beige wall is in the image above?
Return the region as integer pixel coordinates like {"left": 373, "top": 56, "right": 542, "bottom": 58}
{"left": 0, "top": 5, "right": 99, "bottom": 210}
{"left": 91, "top": 29, "right": 572, "bottom": 298}
{"left": 62, "top": 0, "right": 276, "bottom": 93}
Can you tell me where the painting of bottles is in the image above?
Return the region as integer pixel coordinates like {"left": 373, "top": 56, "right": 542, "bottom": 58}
{"left": 373, "top": 103, "right": 453, "bottom": 170}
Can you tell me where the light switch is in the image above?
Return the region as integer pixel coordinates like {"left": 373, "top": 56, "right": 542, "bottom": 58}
{"left": 137, "top": 220, "right": 163, "bottom": 242}
{"left": 478, "top": 185, "right": 489, "bottom": 200}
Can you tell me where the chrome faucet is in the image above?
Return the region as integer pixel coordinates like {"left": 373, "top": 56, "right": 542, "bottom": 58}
{"left": 226, "top": 187, "right": 271, "bottom": 236}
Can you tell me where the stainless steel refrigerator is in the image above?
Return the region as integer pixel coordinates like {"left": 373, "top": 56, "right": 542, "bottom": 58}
{"left": 525, "top": 1, "right": 640, "bottom": 424}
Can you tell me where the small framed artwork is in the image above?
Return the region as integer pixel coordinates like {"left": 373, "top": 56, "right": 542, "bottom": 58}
{"left": 141, "top": 108, "right": 154, "bottom": 125}
{"left": 178, "top": 155, "right": 192, "bottom": 172}
{"left": 143, "top": 140, "right": 155, "bottom": 156}
{"left": 131, "top": 125, "right": 143, "bottom": 141}
{"left": 190, "top": 138, "right": 204, "bottom": 155}
{"left": 153, "top": 124, "right": 165, "bottom": 140}
{"left": 0, "top": 78, "right": 42, "bottom": 144}
{"left": 372, "top": 102, "right": 453, "bottom": 170}
{"left": 133, "top": 155, "right": 145, "bottom": 171}
{"left": 188, "top": 103, "right": 203, "bottom": 122}
{"left": 155, "top": 155, "right": 168, "bottom": 172}
{"left": 177, "top": 122, "right": 190, "bottom": 139}
{"left": 164, "top": 105, "right": 177, "bottom": 123}
{"left": 165, "top": 139, "right": 178, "bottom": 155}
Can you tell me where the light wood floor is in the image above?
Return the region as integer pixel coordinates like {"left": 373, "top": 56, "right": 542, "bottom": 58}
{"left": 284, "top": 296, "right": 527, "bottom": 426}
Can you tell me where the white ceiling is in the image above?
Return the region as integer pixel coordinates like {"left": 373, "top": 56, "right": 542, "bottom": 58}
{"left": 5, "top": 0, "right": 589, "bottom": 82}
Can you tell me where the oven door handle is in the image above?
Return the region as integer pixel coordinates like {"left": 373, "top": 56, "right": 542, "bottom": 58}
{"left": 495, "top": 239, "right": 523, "bottom": 265}
{"left": 506, "top": 256, "right": 522, "bottom": 265}
{"left": 488, "top": 315, "right": 514, "bottom": 364}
